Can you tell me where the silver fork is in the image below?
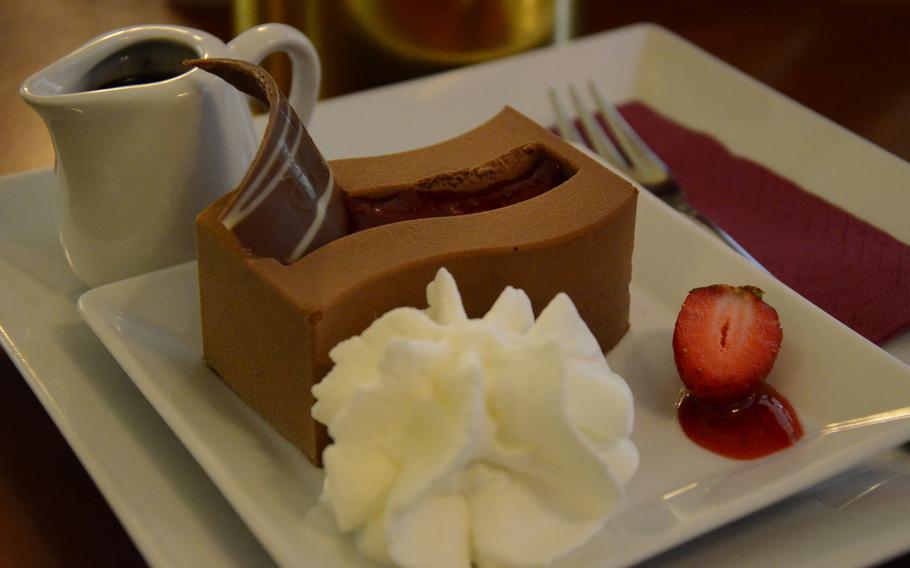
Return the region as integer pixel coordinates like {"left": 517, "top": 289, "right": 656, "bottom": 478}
{"left": 549, "top": 82, "right": 764, "bottom": 270}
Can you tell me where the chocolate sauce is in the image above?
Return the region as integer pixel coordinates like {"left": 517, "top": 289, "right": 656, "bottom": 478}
{"left": 85, "top": 40, "right": 196, "bottom": 93}
{"left": 677, "top": 385, "right": 803, "bottom": 460}
{"left": 94, "top": 71, "right": 182, "bottom": 90}
{"left": 344, "top": 156, "right": 568, "bottom": 232}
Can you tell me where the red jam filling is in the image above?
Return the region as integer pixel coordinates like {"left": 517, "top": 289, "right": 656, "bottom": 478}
{"left": 344, "top": 156, "right": 568, "bottom": 232}
{"left": 678, "top": 384, "right": 803, "bottom": 460}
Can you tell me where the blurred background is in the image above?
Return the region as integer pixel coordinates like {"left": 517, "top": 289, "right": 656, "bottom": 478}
{"left": 1, "top": 0, "right": 909, "bottom": 565}
{"left": 2, "top": 0, "right": 909, "bottom": 177}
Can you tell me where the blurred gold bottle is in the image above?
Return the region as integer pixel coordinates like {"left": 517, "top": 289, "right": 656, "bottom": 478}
{"left": 236, "top": 0, "right": 569, "bottom": 98}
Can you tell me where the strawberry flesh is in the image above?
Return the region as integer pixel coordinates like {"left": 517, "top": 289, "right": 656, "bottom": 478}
{"left": 673, "top": 285, "right": 782, "bottom": 403}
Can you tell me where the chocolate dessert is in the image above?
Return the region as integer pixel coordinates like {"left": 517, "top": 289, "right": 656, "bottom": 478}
{"left": 194, "top": 61, "right": 637, "bottom": 465}
{"left": 189, "top": 58, "right": 347, "bottom": 264}
{"left": 344, "top": 144, "right": 568, "bottom": 231}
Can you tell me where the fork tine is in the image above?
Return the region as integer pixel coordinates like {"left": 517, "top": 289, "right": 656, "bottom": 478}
{"left": 567, "top": 85, "right": 628, "bottom": 169}
{"left": 587, "top": 81, "right": 670, "bottom": 187}
{"left": 548, "top": 87, "right": 583, "bottom": 146}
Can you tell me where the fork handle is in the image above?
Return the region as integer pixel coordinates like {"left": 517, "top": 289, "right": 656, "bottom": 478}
{"left": 665, "top": 194, "right": 767, "bottom": 271}
{"left": 704, "top": 218, "right": 766, "bottom": 271}
{"left": 688, "top": 209, "right": 768, "bottom": 272}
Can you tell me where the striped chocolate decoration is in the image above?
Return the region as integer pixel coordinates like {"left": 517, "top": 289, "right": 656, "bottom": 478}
{"left": 189, "top": 58, "right": 347, "bottom": 263}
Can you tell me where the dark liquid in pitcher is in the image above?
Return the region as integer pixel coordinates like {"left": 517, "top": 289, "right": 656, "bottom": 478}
{"left": 94, "top": 71, "right": 182, "bottom": 90}
{"left": 83, "top": 40, "right": 197, "bottom": 92}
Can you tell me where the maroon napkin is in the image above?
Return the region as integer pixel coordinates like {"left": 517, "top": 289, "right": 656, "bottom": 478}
{"left": 613, "top": 102, "right": 910, "bottom": 345}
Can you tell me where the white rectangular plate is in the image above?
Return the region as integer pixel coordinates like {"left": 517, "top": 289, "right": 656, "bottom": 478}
{"left": 78, "top": 181, "right": 910, "bottom": 567}
{"left": 0, "top": 169, "right": 274, "bottom": 567}
{"left": 3, "top": 22, "right": 910, "bottom": 567}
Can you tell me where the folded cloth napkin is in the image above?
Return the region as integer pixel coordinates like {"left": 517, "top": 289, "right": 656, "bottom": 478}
{"left": 610, "top": 102, "right": 910, "bottom": 345}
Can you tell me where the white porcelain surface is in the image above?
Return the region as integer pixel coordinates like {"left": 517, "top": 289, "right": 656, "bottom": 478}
{"left": 0, "top": 169, "right": 273, "bottom": 567}
{"left": 20, "top": 23, "right": 320, "bottom": 287}
{"left": 3, "top": 22, "right": 910, "bottom": 567}
{"left": 79, "top": 182, "right": 910, "bottom": 567}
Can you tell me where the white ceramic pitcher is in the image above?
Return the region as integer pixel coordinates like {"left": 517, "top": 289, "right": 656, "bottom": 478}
{"left": 20, "top": 23, "right": 321, "bottom": 287}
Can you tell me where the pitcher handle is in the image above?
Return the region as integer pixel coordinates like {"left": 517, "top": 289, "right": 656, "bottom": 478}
{"left": 227, "top": 23, "right": 321, "bottom": 124}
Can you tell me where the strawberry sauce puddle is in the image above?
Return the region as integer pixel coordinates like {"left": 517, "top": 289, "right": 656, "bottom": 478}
{"left": 344, "top": 156, "right": 568, "bottom": 232}
{"left": 677, "top": 385, "right": 804, "bottom": 459}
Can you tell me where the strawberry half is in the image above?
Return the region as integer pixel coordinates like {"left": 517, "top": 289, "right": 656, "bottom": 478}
{"left": 672, "top": 285, "right": 782, "bottom": 403}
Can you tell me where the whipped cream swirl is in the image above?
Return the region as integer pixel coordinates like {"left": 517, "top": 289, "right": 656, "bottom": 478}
{"left": 312, "top": 268, "right": 638, "bottom": 568}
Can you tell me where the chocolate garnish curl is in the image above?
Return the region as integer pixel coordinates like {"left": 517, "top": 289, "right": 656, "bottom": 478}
{"left": 188, "top": 58, "right": 347, "bottom": 263}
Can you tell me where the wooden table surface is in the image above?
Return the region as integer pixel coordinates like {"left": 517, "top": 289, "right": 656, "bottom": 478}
{"left": 1, "top": 1, "right": 908, "bottom": 566}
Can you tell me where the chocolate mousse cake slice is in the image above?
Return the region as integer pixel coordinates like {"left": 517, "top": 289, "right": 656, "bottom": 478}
{"left": 197, "top": 102, "right": 637, "bottom": 465}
